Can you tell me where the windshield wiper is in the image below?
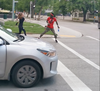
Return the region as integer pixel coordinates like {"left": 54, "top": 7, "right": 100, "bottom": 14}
{"left": 13, "top": 34, "right": 25, "bottom": 42}
{"left": 13, "top": 39, "right": 20, "bottom": 42}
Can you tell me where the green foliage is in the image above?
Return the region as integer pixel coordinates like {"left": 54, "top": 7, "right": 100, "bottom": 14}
{"left": 17, "top": 0, "right": 35, "bottom": 13}
{"left": 59, "top": 0, "right": 68, "bottom": 16}
{"left": 67, "top": 0, "right": 98, "bottom": 21}
{"left": 35, "top": 0, "right": 49, "bottom": 13}
{"left": 98, "top": 12, "right": 100, "bottom": 17}
{"left": 47, "top": 13, "right": 50, "bottom": 16}
{"left": 0, "top": 0, "right": 12, "bottom": 10}
{"left": 0, "top": 0, "right": 99, "bottom": 21}
{"left": 53, "top": 1, "right": 60, "bottom": 15}
{"left": 3, "top": 21, "right": 53, "bottom": 35}
{"left": 98, "top": 0, "right": 100, "bottom": 17}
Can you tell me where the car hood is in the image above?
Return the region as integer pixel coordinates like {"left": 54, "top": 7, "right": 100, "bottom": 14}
{"left": 17, "top": 37, "right": 55, "bottom": 51}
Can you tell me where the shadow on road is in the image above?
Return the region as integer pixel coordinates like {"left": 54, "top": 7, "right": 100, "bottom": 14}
{"left": 0, "top": 76, "right": 57, "bottom": 88}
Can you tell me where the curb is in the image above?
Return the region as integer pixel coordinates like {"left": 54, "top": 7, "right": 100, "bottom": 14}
{"left": 22, "top": 34, "right": 61, "bottom": 38}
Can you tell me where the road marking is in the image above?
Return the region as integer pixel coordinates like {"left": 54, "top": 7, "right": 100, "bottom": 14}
{"left": 86, "top": 36, "right": 100, "bottom": 41}
{"left": 60, "top": 35, "right": 76, "bottom": 37}
{"left": 58, "top": 60, "right": 92, "bottom": 91}
{"left": 52, "top": 38, "right": 100, "bottom": 70}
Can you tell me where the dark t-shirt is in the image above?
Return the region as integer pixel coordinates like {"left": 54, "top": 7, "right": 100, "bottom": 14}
{"left": 19, "top": 17, "right": 25, "bottom": 27}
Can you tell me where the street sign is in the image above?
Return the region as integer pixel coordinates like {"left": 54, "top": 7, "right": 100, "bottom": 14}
{"left": 14, "top": 1, "right": 18, "bottom": 3}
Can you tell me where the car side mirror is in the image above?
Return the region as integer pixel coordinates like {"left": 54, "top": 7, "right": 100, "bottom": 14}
{"left": 0, "top": 39, "right": 3, "bottom": 45}
{"left": 7, "top": 28, "right": 12, "bottom": 32}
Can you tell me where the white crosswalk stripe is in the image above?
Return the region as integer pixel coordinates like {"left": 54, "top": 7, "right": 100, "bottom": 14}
{"left": 52, "top": 38, "right": 99, "bottom": 91}
{"left": 52, "top": 38, "right": 100, "bottom": 70}
{"left": 58, "top": 60, "right": 92, "bottom": 91}
{"left": 86, "top": 36, "right": 100, "bottom": 41}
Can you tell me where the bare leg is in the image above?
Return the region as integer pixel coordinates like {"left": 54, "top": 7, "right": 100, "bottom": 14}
{"left": 51, "top": 28, "right": 58, "bottom": 43}
{"left": 39, "top": 27, "right": 49, "bottom": 38}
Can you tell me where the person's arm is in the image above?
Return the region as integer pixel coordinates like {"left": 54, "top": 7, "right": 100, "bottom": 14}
{"left": 56, "top": 21, "right": 60, "bottom": 28}
{"left": 15, "top": 17, "right": 19, "bottom": 26}
{"left": 15, "top": 22, "right": 19, "bottom": 26}
{"left": 54, "top": 17, "right": 59, "bottom": 28}
{"left": 15, "top": 20, "right": 19, "bottom": 26}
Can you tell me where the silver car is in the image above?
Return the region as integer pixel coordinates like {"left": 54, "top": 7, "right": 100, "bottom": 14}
{"left": 0, "top": 26, "right": 58, "bottom": 88}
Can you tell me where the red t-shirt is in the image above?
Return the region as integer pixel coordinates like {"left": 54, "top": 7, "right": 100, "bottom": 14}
{"left": 47, "top": 17, "right": 57, "bottom": 29}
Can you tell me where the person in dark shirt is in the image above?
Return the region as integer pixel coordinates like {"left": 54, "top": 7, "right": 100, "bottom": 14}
{"left": 16, "top": 13, "right": 26, "bottom": 36}
{"left": 38, "top": 13, "right": 59, "bottom": 43}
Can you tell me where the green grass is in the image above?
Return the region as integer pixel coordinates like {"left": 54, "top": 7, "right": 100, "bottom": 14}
{"left": 4, "top": 21, "right": 53, "bottom": 35}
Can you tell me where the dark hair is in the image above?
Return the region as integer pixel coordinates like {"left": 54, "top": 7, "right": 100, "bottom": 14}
{"left": 50, "top": 13, "right": 55, "bottom": 18}
{"left": 50, "top": 13, "right": 55, "bottom": 17}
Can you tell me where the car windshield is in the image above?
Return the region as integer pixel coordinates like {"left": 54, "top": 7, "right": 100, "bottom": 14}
{"left": 0, "top": 26, "right": 18, "bottom": 42}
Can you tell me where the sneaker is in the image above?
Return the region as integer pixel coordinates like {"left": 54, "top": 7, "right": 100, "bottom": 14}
{"left": 55, "top": 40, "right": 58, "bottom": 43}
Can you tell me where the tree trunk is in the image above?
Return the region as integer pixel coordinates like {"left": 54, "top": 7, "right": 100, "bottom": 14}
{"left": 72, "top": 13, "right": 73, "bottom": 21}
{"left": 82, "top": 7, "right": 87, "bottom": 21}
{"left": 98, "top": 1, "right": 100, "bottom": 29}
{"left": 98, "top": 11, "right": 100, "bottom": 29}
{"left": 83, "top": 12, "right": 87, "bottom": 21}
{"left": 38, "top": 6, "right": 43, "bottom": 20}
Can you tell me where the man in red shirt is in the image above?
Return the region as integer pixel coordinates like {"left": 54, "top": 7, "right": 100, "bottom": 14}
{"left": 39, "top": 13, "right": 60, "bottom": 43}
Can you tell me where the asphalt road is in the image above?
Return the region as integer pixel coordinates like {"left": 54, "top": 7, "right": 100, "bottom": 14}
{"left": 0, "top": 19, "right": 99, "bottom": 91}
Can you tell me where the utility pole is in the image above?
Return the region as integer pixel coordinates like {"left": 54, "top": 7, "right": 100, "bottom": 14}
{"left": 93, "top": 0, "right": 95, "bottom": 23}
{"left": 12, "top": 0, "right": 18, "bottom": 21}
{"left": 98, "top": 1, "right": 100, "bottom": 29}
{"left": 30, "top": 1, "right": 35, "bottom": 18}
{"left": 12, "top": 0, "right": 15, "bottom": 21}
{"left": 33, "top": 0, "right": 36, "bottom": 19}
{"left": 30, "top": 1, "right": 32, "bottom": 18}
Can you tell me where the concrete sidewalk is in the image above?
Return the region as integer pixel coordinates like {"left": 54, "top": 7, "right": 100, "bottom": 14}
{"left": 0, "top": 18, "right": 11, "bottom": 22}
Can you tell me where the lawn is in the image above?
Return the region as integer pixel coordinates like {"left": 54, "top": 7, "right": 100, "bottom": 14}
{"left": 3, "top": 21, "right": 53, "bottom": 35}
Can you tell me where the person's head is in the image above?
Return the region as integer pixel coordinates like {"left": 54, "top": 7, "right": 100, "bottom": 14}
{"left": 18, "top": 12, "right": 23, "bottom": 19}
{"left": 50, "top": 13, "right": 54, "bottom": 18}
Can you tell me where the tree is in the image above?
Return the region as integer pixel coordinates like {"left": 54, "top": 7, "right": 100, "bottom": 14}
{"left": 16, "top": 0, "right": 49, "bottom": 19}
{"left": 53, "top": 1, "right": 60, "bottom": 16}
{"left": 66, "top": 0, "right": 77, "bottom": 19}
{"left": 98, "top": 0, "right": 100, "bottom": 26}
{"left": 0, "top": 0, "right": 12, "bottom": 10}
{"left": 36, "top": 0, "right": 49, "bottom": 20}
{"left": 59, "top": 0, "right": 68, "bottom": 19}
{"left": 68, "top": 0, "right": 96, "bottom": 21}
{"left": 16, "top": 0, "right": 37, "bottom": 18}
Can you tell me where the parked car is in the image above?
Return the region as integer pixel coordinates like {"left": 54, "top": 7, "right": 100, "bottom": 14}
{"left": 0, "top": 25, "right": 58, "bottom": 88}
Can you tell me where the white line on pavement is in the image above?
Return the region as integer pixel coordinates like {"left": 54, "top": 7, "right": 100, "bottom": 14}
{"left": 58, "top": 60, "right": 92, "bottom": 91}
{"left": 86, "top": 36, "right": 100, "bottom": 41}
{"left": 52, "top": 38, "right": 100, "bottom": 70}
